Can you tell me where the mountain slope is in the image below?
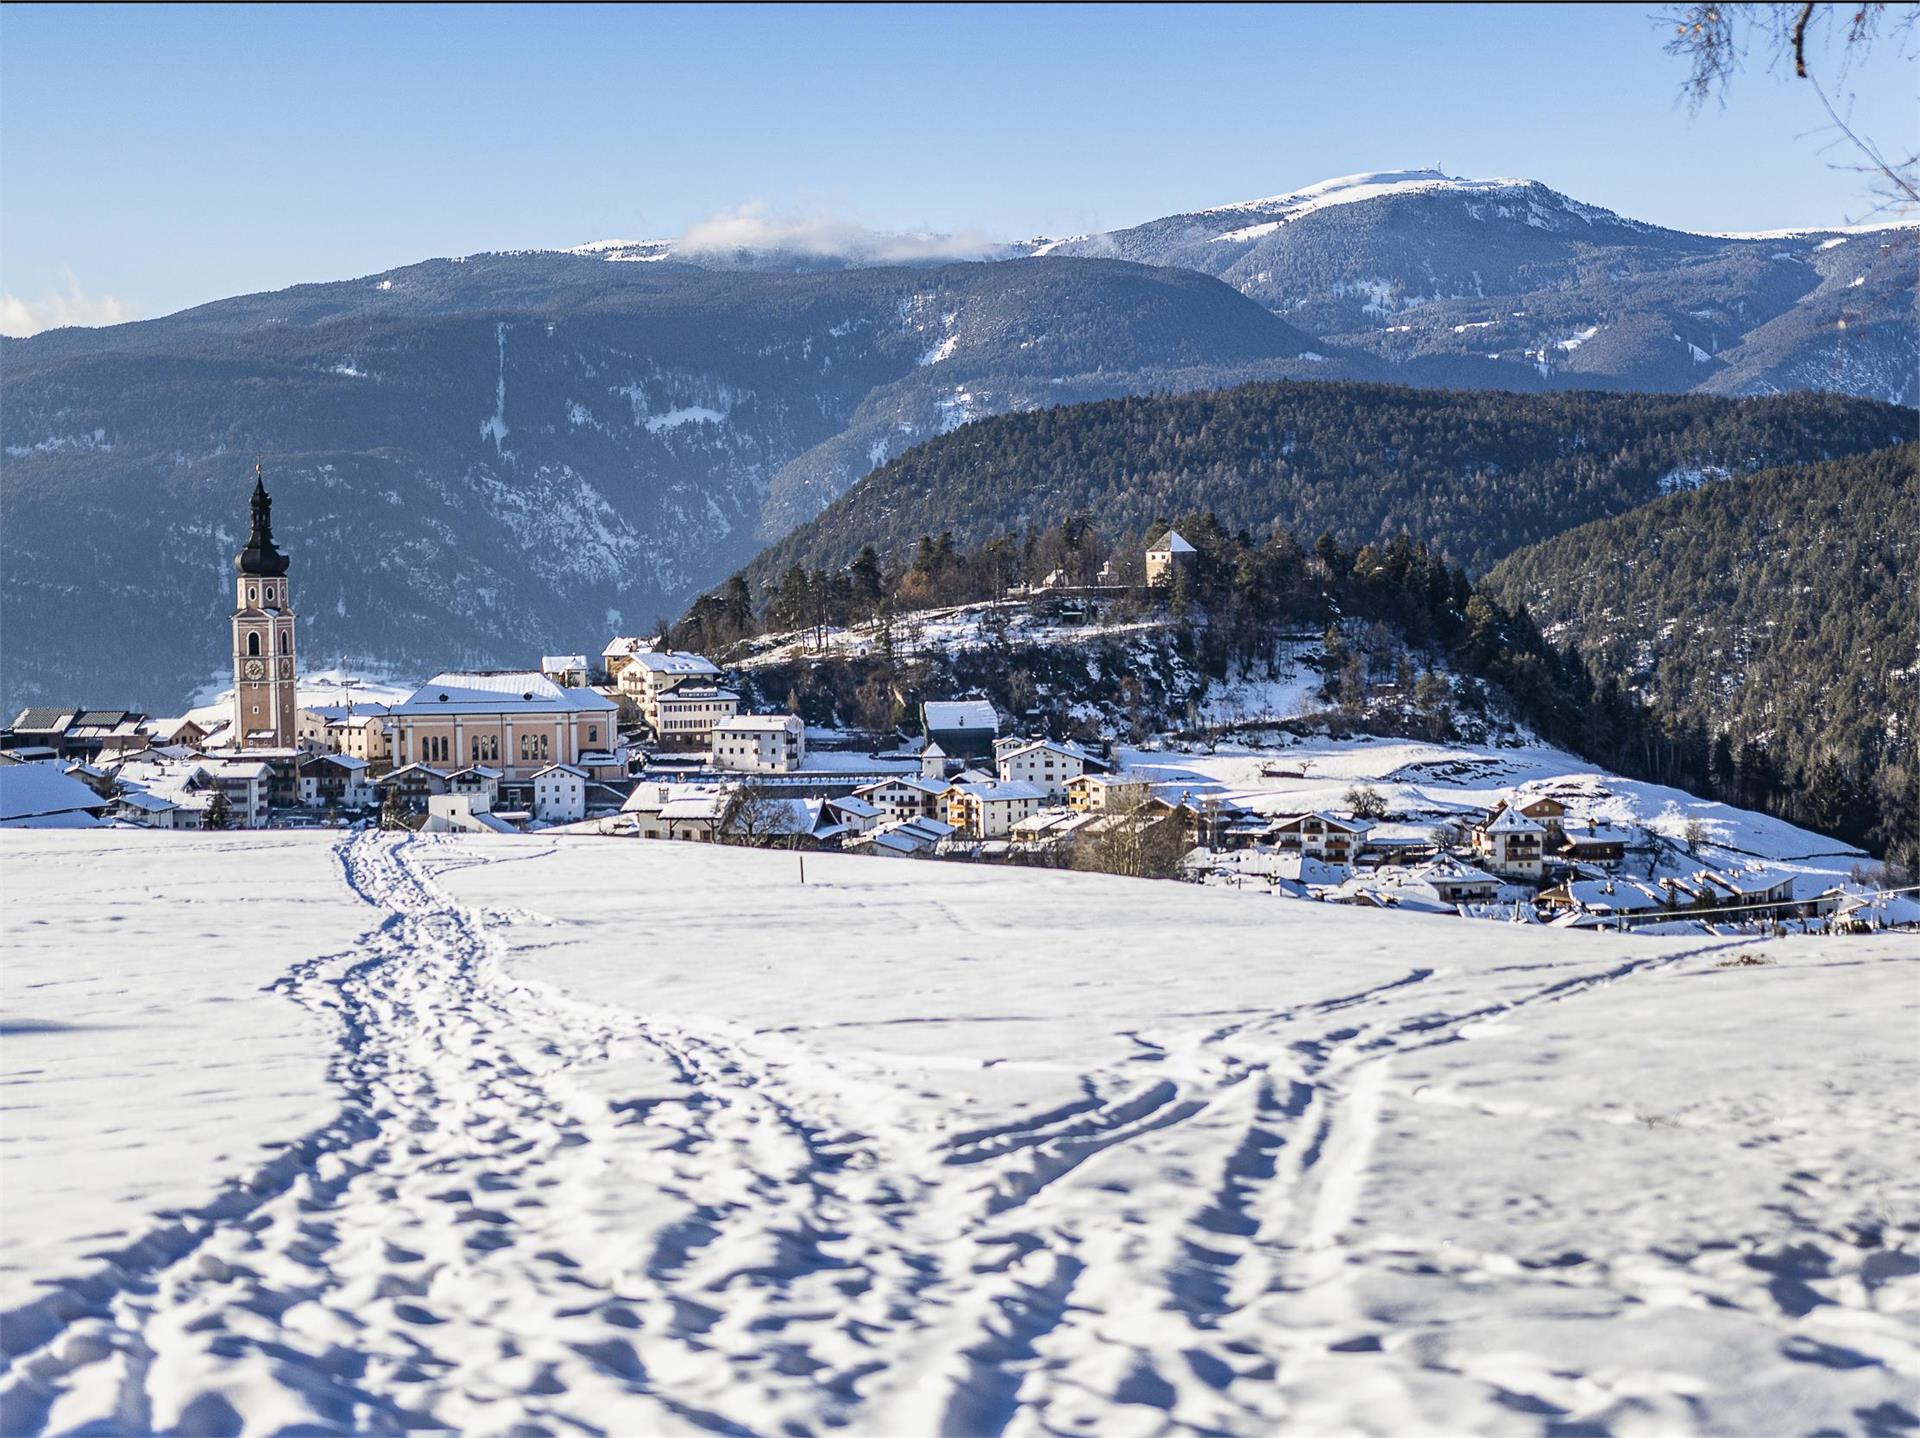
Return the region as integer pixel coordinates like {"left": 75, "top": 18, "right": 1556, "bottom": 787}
{"left": 736, "top": 381, "right": 1912, "bottom": 586}
{"left": 0, "top": 256, "right": 1331, "bottom": 709}
{"left": 1482, "top": 444, "right": 1919, "bottom": 864}
{"left": 1039, "top": 170, "right": 1918, "bottom": 404}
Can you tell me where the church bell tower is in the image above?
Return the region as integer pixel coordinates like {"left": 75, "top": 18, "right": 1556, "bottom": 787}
{"left": 231, "top": 463, "right": 298, "bottom": 748}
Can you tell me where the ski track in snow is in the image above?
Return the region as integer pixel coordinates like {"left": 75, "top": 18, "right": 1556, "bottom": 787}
{"left": 1, "top": 831, "right": 1909, "bottom": 1435}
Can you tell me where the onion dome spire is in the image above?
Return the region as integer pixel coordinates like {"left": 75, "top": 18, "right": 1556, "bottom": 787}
{"left": 234, "top": 460, "right": 291, "bottom": 576}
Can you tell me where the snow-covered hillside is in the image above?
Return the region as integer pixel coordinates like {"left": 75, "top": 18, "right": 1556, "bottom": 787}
{"left": 2, "top": 828, "right": 1913, "bottom": 1435}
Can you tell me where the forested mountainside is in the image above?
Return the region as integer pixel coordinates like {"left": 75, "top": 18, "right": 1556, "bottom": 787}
{"left": 1, "top": 255, "right": 1331, "bottom": 710}
{"left": 739, "top": 382, "right": 1912, "bottom": 586}
{"left": 1485, "top": 445, "right": 1919, "bottom": 867}
{"left": 1035, "top": 171, "right": 1918, "bottom": 404}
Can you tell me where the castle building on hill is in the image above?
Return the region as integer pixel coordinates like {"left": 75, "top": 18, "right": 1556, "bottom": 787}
{"left": 231, "top": 465, "right": 298, "bottom": 748}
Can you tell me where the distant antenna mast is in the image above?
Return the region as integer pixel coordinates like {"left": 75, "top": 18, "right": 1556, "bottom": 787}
{"left": 340, "top": 668, "right": 359, "bottom": 718}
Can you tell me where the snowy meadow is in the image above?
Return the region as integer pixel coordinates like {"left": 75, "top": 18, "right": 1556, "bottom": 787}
{"left": 2, "top": 828, "right": 1916, "bottom": 1436}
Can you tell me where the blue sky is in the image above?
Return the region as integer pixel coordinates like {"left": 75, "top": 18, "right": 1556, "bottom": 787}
{"left": 4, "top": 2, "right": 1913, "bottom": 331}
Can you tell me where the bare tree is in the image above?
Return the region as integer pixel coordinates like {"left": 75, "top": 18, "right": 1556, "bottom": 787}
{"left": 1344, "top": 784, "right": 1390, "bottom": 820}
{"left": 1072, "top": 799, "right": 1190, "bottom": 880}
{"left": 719, "top": 784, "right": 804, "bottom": 848}
{"left": 1661, "top": 3, "right": 1919, "bottom": 213}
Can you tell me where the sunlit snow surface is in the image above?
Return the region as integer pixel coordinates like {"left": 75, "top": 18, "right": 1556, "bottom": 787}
{"left": 1, "top": 826, "right": 1914, "bottom": 1436}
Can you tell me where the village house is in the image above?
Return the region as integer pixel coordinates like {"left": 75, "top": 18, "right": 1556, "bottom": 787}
{"left": 1491, "top": 795, "right": 1569, "bottom": 839}
{"left": 854, "top": 775, "right": 951, "bottom": 823}
{"left": 111, "top": 786, "right": 191, "bottom": 828}
{"left": 711, "top": 714, "right": 806, "bottom": 773}
{"left": 820, "top": 794, "right": 882, "bottom": 840}
{"left": 1474, "top": 806, "right": 1547, "bottom": 879}
{"left": 1538, "top": 877, "right": 1673, "bottom": 923}
{"left": 387, "top": 672, "right": 619, "bottom": 784}
{"left": 613, "top": 650, "right": 723, "bottom": 725}
{"left": 448, "top": 765, "right": 503, "bottom": 806}
{"left": 1066, "top": 772, "right": 1153, "bottom": 814}
{"left": 373, "top": 762, "right": 452, "bottom": 813}
{"left": 297, "top": 753, "right": 375, "bottom": 809}
{"left": 542, "top": 655, "right": 590, "bottom": 688}
{"left": 944, "top": 778, "right": 1049, "bottom": 839}
{"left": 1266, "top": 811, "right": 1371, "bottom": 863}
{"left": 849, "top": 814, "right": 956, "bottom": 857}
{"left": 1556, "top": 820, "right": 1632, "bottom": 867}
{"left": 531, "top": 763, "right": 588, "bottom": 823}
{"left": 1145, "top": 529, "right": 1196, "bottom": 587}
{"left": 191, "top": 756, "right": 273, "bottom": 828}
{"left": 922, "top": 700, "right": 999, "bottom": 761}
{"left": 919, "top": 740, "right": 951, "bottom": 780}
{"left": 142, "top": 716, "right": 210, "bottom": 750}
{"left": 653, "top": 685, "right": 740, "bottom": 747}
{"left": 600, "top": 636, "right": 660, "bottom": 685}
{"left": 994, "top": 739, "right": 1088, "bottom": 799}
{"left": 619, "top": 782, "right": 728, "bottom": 841}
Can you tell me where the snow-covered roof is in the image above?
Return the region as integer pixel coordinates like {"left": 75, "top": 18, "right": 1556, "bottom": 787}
{"left": 392, "top": 672, "right": 617, "bottom": 716}
{"left": 626, "top": 650, "right": 720, "bottom": 677}
{"left": 602, "top": 636, "right": 658, "bottom": 659}
{"left": 300, "top": 752, "right": 370, "bottom": 772}
{"left": 1484, "top": 807, "right": 1546, "bottom": 835}
{"left": 533, "top": 763, "right": 589, "bottom": 780}
{"left": 923, "top": 700, "right": 997, "bottom": 732}
{"left": 856, "top": 775, "right": 951, "bottom": 798}
{"left": 827, "top": 796, "right": 882, "bottom": 819}
{"left": 379, "top": 763, "right": 450, "bottom": 783}
{"left": 1270, "top": 810, "right": 1371, "bottom": 834}
{"left": 0, "top": 765, "right": 110, "bottom": 825}
{"left": 113, "top": 789, "right": 180, "bottom": 814}
{"left": 1147, "top": 529, "right": 1196, "bottom": 555}
{"left": 542, "top": 654, "right": 588, "bottom": 670}
{"left": 999, "top": 739, "right": 1086, "bottom": 765}
{"left": 200, "top": 758, "right": 271, "bottom": 779}
{"left": 952, "top": 779, "right": 1048, "bottom": 803}
{"left": 714, "top": 714, "right": 802, "bottom": 733}
{"left": 659, "top": 686, "right": 739, "bottom": 704}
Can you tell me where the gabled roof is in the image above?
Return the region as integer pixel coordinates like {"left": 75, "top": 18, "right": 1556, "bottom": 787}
{"left": 379, "top": 762, "right": 451, "bottom": 783}
{"left": 602, "top": 636, "right": 658, "bottom": 659}
{"left": 1269, "top": 810, "right": 1371, "bottom": 834}
{"left": 1484, "top": 807, "right": 1546, "bottom": 835}
{"left": 625, "top": 650, "right": 720, "bottom": 677}
{"left": 714, "top": 713, "right": 802, "bottom": 733}
{"left": 10, "top": 708, "right": 76, "bottom": 734}
{"left": 542, "top": 654, "right": 588, "bottom": 670}
{"left": 392, "top": 672, "right": 617, "bottom": 716}
{"left": 923, "top": 700, "right": 997, "bottom": 731}
{"left": 0, "top": 765, "right": 111, "bottom": 823}
{"left": 952, "top": 779, "right": 1048, "bottom": 803}
{"left": 532, "top": 762, "right": 589, "bottom": 780}
{"left": 998, "top": 739, "right": 1086, "bottom": 765}
{"left": 1147, "top": 529, "right": 1196, "bottom": 555}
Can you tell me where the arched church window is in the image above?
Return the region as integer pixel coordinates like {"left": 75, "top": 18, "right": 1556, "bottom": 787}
{"left": 247, "top": 633, "right": 261, "bottom": 657}
{"left": 279, "top": 631, "right": 290, "bottom": 654}
{"left": 249, "top": 588, "right": 257, "bottom": 603}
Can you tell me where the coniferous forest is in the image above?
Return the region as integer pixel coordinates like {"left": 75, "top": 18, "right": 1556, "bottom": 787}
{"left": 1485, "top": 444, "right": 1918, "bottom": 870}
{"left": 743, "top": 381, "right": 1911, "bottom": 586}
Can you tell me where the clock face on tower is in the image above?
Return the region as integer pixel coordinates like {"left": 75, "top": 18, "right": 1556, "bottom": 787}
{"left": 244, "top": 658, "right": 265, "bottom": 680}
{"left": 278, "top": 657, "right": 294, "bottom": 679}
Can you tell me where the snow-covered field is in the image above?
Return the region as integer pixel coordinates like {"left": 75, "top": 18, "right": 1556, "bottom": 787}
{"left": 2, "top": 829, "right": 1915, "bottom": 1436}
